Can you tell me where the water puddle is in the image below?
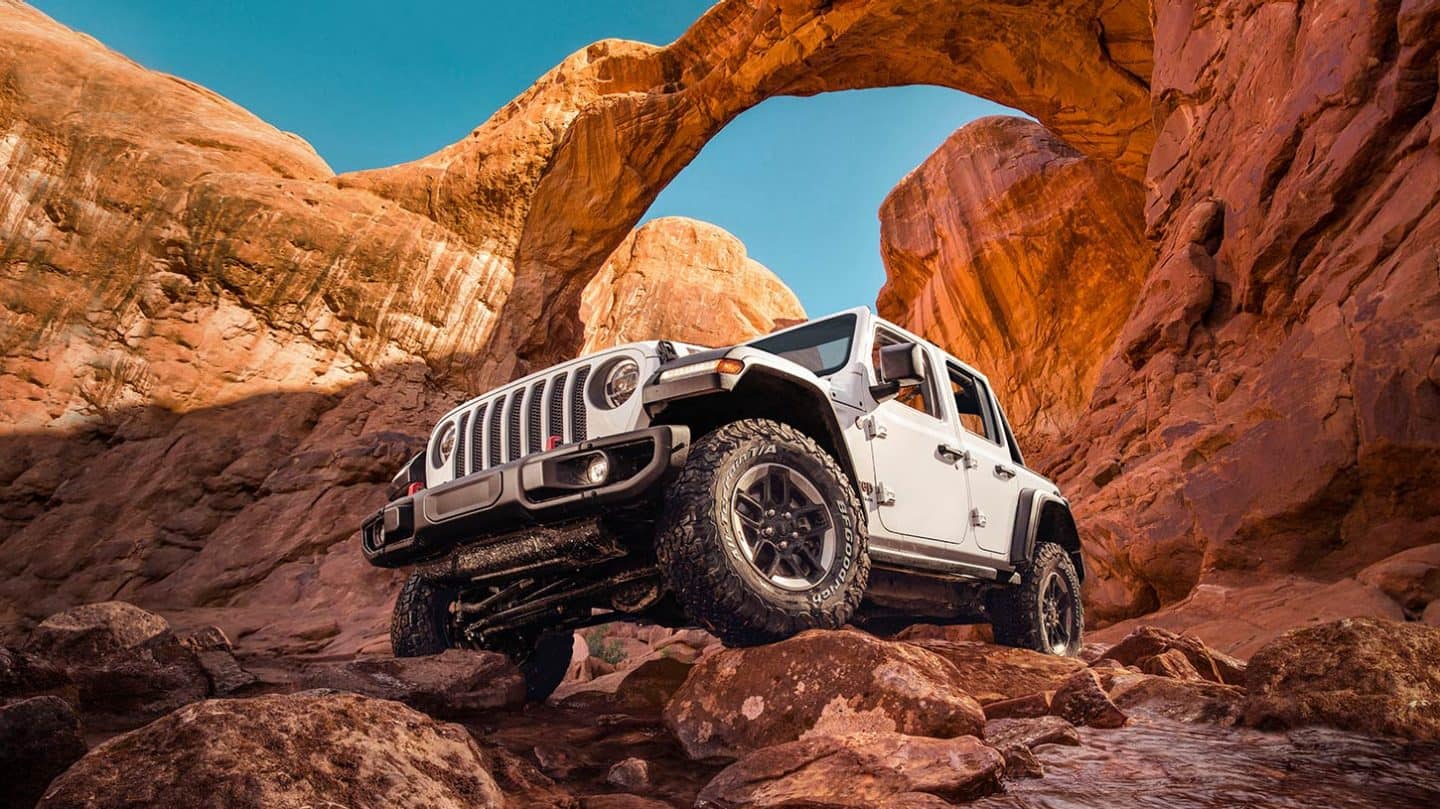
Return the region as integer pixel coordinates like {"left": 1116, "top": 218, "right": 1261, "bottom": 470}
{"left": 976, "top": 713, "right": 1440, "bottom": 809}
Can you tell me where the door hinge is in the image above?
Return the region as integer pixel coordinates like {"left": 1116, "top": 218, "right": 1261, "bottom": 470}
{"left": 876, "top": 483, "right": 897, "bottom": 506}
{"left": 970, "top": 507, "right": 988, "bottom": 528}
{"left": 858, "top": 415, "right": 888, "bottom": 439}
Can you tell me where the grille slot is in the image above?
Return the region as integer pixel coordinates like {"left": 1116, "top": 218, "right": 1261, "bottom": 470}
{"left": 571, "top": 366, "right": 591, "bottom": 442}
{"left": 487, "top": 398, "right": 503, "bottom": 468}
{"left": 506, "top": 389, "right": 523, "bottom": 463}
{"left": 526, "top": 381, "right": 544, "bottom": 455}
{"left": 469, "top": 403, "right": 487, "bottom": 474}
{"left": 546, "top": 375, "right": 565, "bottom": 445}
{"left": 453, "top": 412, "right": 469, "bottom": 478}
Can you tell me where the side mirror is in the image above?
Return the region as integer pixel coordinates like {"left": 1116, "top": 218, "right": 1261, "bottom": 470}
{"left": 870, "top": 342, "right": 926, "bottom": 401}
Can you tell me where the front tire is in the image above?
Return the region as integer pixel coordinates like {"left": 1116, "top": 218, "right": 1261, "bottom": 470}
{"left": 655, "top": 419, "right": 869, "bottom": 646}
{"left": 390, "top": 571, "right": 573, "bottom": 701}
{"left": 988, "top": 542, "right": 1084, "bottom": 656}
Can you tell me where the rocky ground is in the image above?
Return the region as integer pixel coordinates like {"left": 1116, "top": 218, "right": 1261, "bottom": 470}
{"left": 4, "top": 602, "right": 1439, "bottom": 808}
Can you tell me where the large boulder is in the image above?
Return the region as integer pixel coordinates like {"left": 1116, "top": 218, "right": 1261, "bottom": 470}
{"left": 1095, "top": 625, "right": 1246, "bottom": 685}
{"left": 1050, "top": 669, "right": 1127, "bottom": 729}
{"left": 23, "top": 603, "right": 209, "bottom": 729}
{"left": 0, "top": 696, "right": 87, "bottom": 809}
{"left": 1243, "top": 618, "right": 1440, "bottom": 741}
{"left": 1356, "top": 544, "right": 1440, "bottom": 613}
{"left": 695, "top": 732, "right": 1003, "bottom": 808}
{"left": 27, "top": 603, "right": 170, "bottom": 662}
{"left": 298, "top": 649, "right": 525, "bottom": 716}
{"left": 664, "top": 629, "right": 985, "bottom": 760}
{"left": 39, "top": 692, "right": 505, "bottom": 808}
{"left": 903, "top": 640, "right": 1087, "bottom": 704}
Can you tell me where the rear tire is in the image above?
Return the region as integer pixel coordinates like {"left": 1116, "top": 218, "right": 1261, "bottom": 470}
{"left": 655, "top": 419, "right": 869, "bottom": 646}
{"left": 989, "top": 542, "right": 1084, "bottom": 656}
{"left": 390, "top": 571, "right": 573, "bottom": 701}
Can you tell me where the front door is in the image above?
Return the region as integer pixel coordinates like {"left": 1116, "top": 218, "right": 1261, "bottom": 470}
{"left": 866, "top": 332, "right": 969, "bottom": 543}
{"left": 946, "top": 364, "right": 1019, "bottom": 555}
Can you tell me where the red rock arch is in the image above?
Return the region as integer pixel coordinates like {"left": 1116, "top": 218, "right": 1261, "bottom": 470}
{"left": 340, "top": 0, "right": 1153, "bottom": 380}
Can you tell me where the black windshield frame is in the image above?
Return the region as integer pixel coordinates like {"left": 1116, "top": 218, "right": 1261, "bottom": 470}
{"left": 745, "top": 314, "right": 858, "bottom": 377}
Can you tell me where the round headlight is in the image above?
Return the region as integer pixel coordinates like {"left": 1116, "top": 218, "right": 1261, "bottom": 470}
{"left": 432, "top": 421, "right": 457, "bottom": 467}
{"left": 601, "top": 358, "right": 640, "bottom": 409}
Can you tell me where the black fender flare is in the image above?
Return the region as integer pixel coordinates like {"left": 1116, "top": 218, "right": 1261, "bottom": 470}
{"left": 643, "top": 364, "right": 862, "bottom": 499}
{"left": 1009, "top": 489, "right": 1085, "bottom": 581}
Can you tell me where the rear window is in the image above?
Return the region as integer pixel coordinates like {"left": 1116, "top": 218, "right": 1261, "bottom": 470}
{"left": 747, "top": 314, "right": 857, "bottom": 376}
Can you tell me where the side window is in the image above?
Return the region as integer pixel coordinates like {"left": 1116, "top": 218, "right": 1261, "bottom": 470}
{"left": 947, "top": 364, "right": 1002, "bottom": 445}
{"left": 871, "top": 329, "right": 939, "bottom": 420}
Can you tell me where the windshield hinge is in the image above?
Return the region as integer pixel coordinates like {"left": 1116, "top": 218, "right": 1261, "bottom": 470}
{"left": 858, "top": 415, "right": 888, "bottom": 439}
{"left": 876, "top": 483, "right": 896, "bottom": 506}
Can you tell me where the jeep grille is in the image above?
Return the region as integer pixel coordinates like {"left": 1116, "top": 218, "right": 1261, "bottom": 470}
{"left": 446, "top": 362, "right": 595, "bottom": 478}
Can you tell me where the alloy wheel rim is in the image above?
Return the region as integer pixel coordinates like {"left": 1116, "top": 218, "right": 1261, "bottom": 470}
{"left": 729, "top": 462, "right": 837, "bottom": 591}
{"left": 1040, "top": 570, "right": 1075, "bottom": 654}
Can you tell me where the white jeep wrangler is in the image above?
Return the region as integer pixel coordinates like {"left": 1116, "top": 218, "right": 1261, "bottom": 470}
{"left": 362, "top": 308, "right": 1085, "bottom": 699}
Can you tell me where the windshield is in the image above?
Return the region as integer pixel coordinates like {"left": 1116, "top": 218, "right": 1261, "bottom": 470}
{"left": 746, "top": 314, "right": 858, "bottom": 376}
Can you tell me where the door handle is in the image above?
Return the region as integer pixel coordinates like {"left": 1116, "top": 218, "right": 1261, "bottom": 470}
{"left": 994, "top": 464, "right": 1016, "bottom": 480}
{"left": 938, "top": 444, "right": 977, "bottom": 468}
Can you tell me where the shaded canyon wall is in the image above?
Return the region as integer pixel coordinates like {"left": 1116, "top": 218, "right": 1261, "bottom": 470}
{"left": 2, "top": 0, "right": 1437, "bottom": 649}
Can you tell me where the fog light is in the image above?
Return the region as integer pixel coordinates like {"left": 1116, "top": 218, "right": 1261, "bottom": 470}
{"left": 584, "top": 453, "right": 610, "bottom": 485}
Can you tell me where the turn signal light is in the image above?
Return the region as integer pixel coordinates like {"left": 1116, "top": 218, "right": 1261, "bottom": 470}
{"left": 716, "top": 358, "right": 745, "bottom": 375}
{"left": 406, "top": 481, "right": 424, "bottom": 496}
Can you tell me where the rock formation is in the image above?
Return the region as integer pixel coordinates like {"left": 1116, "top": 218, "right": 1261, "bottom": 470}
{"left": 876, "top": 1, "right": 1439, "bottom": 634}
{"left": 877, "top": 116, "right": 1151, "bottom": 452}
{"left": 664, "top": 628, "right": 985, "bottom": 760}
{"left": 1054, "top": 0, "right": 1440, "bottom": 626}
{"left": 0, "top": 1, "right": 806, "bottom": 650}
{"left": 8, "top": 600, "right": 1440, "bottom": 807}
{"left": 1243, "top": 617, "right": 1440, "bottom": 741}
{"left": 38, "top": 693, "right": 507, "bottom": 809}
{"left": 1, "top": 0, "right": 1436, "bottom": 663}
{"left": 580, "top": 217, "right": 804, "bottom": 353}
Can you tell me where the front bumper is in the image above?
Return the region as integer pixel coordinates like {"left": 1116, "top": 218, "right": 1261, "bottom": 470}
{"left": 361, "top": 425, "right": 690, "bottom": 568}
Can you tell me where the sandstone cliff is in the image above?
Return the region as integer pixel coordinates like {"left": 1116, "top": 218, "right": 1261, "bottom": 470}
{"left": 0, "top": 0, "right": 803, "bottom": 650}
{"left": 873, "top": 1, "right": 1439, "bottom": 632}
{"left": 3, "top": 0, "right": 1437, "bottom": 652}
{"left": 580, "top": 217, "right": 804, "bottom": 354}
{"left": 877, "top": 116, "right": 1151, "bottom": 454}
{"left": 1059, "top": 0, "right": 1440, "bottom": 623}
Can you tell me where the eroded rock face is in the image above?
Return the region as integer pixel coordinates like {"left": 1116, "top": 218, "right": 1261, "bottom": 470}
{"left": 694, "top": 732, "right": 1004, "bottom": 808}
{"left": 1089, "top": 576, "right": 1408, "bottom": 658}
{"left": 1243, "top": 618, "right": 1440, "bottom": 741}
{"left": 22, "top": 602, "right": 210, "bottom": 730}
{"left": 580, "top": 217, "right": 804, "bottom": 353}
{"left": 877, "top": 116, "right": 1150, "bottom": 451}
{"left": 664, "top": 629, "right": 985, "bottom": 760}
{"left": 1107, "top": 673, "right": 1246, "bottom": 725}
{"left": 38, "top": 692, "right": 506, "bottom": 809}
{"left": 1057, "top": 0, "right": 1440, "bottom": 627}
{"left": 0, "top": 2, "right": 808, "bottom": 653}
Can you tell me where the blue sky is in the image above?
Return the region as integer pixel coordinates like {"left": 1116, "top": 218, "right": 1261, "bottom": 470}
{"left": 33, "top": 0, "right": 1013, "bottom": 316}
